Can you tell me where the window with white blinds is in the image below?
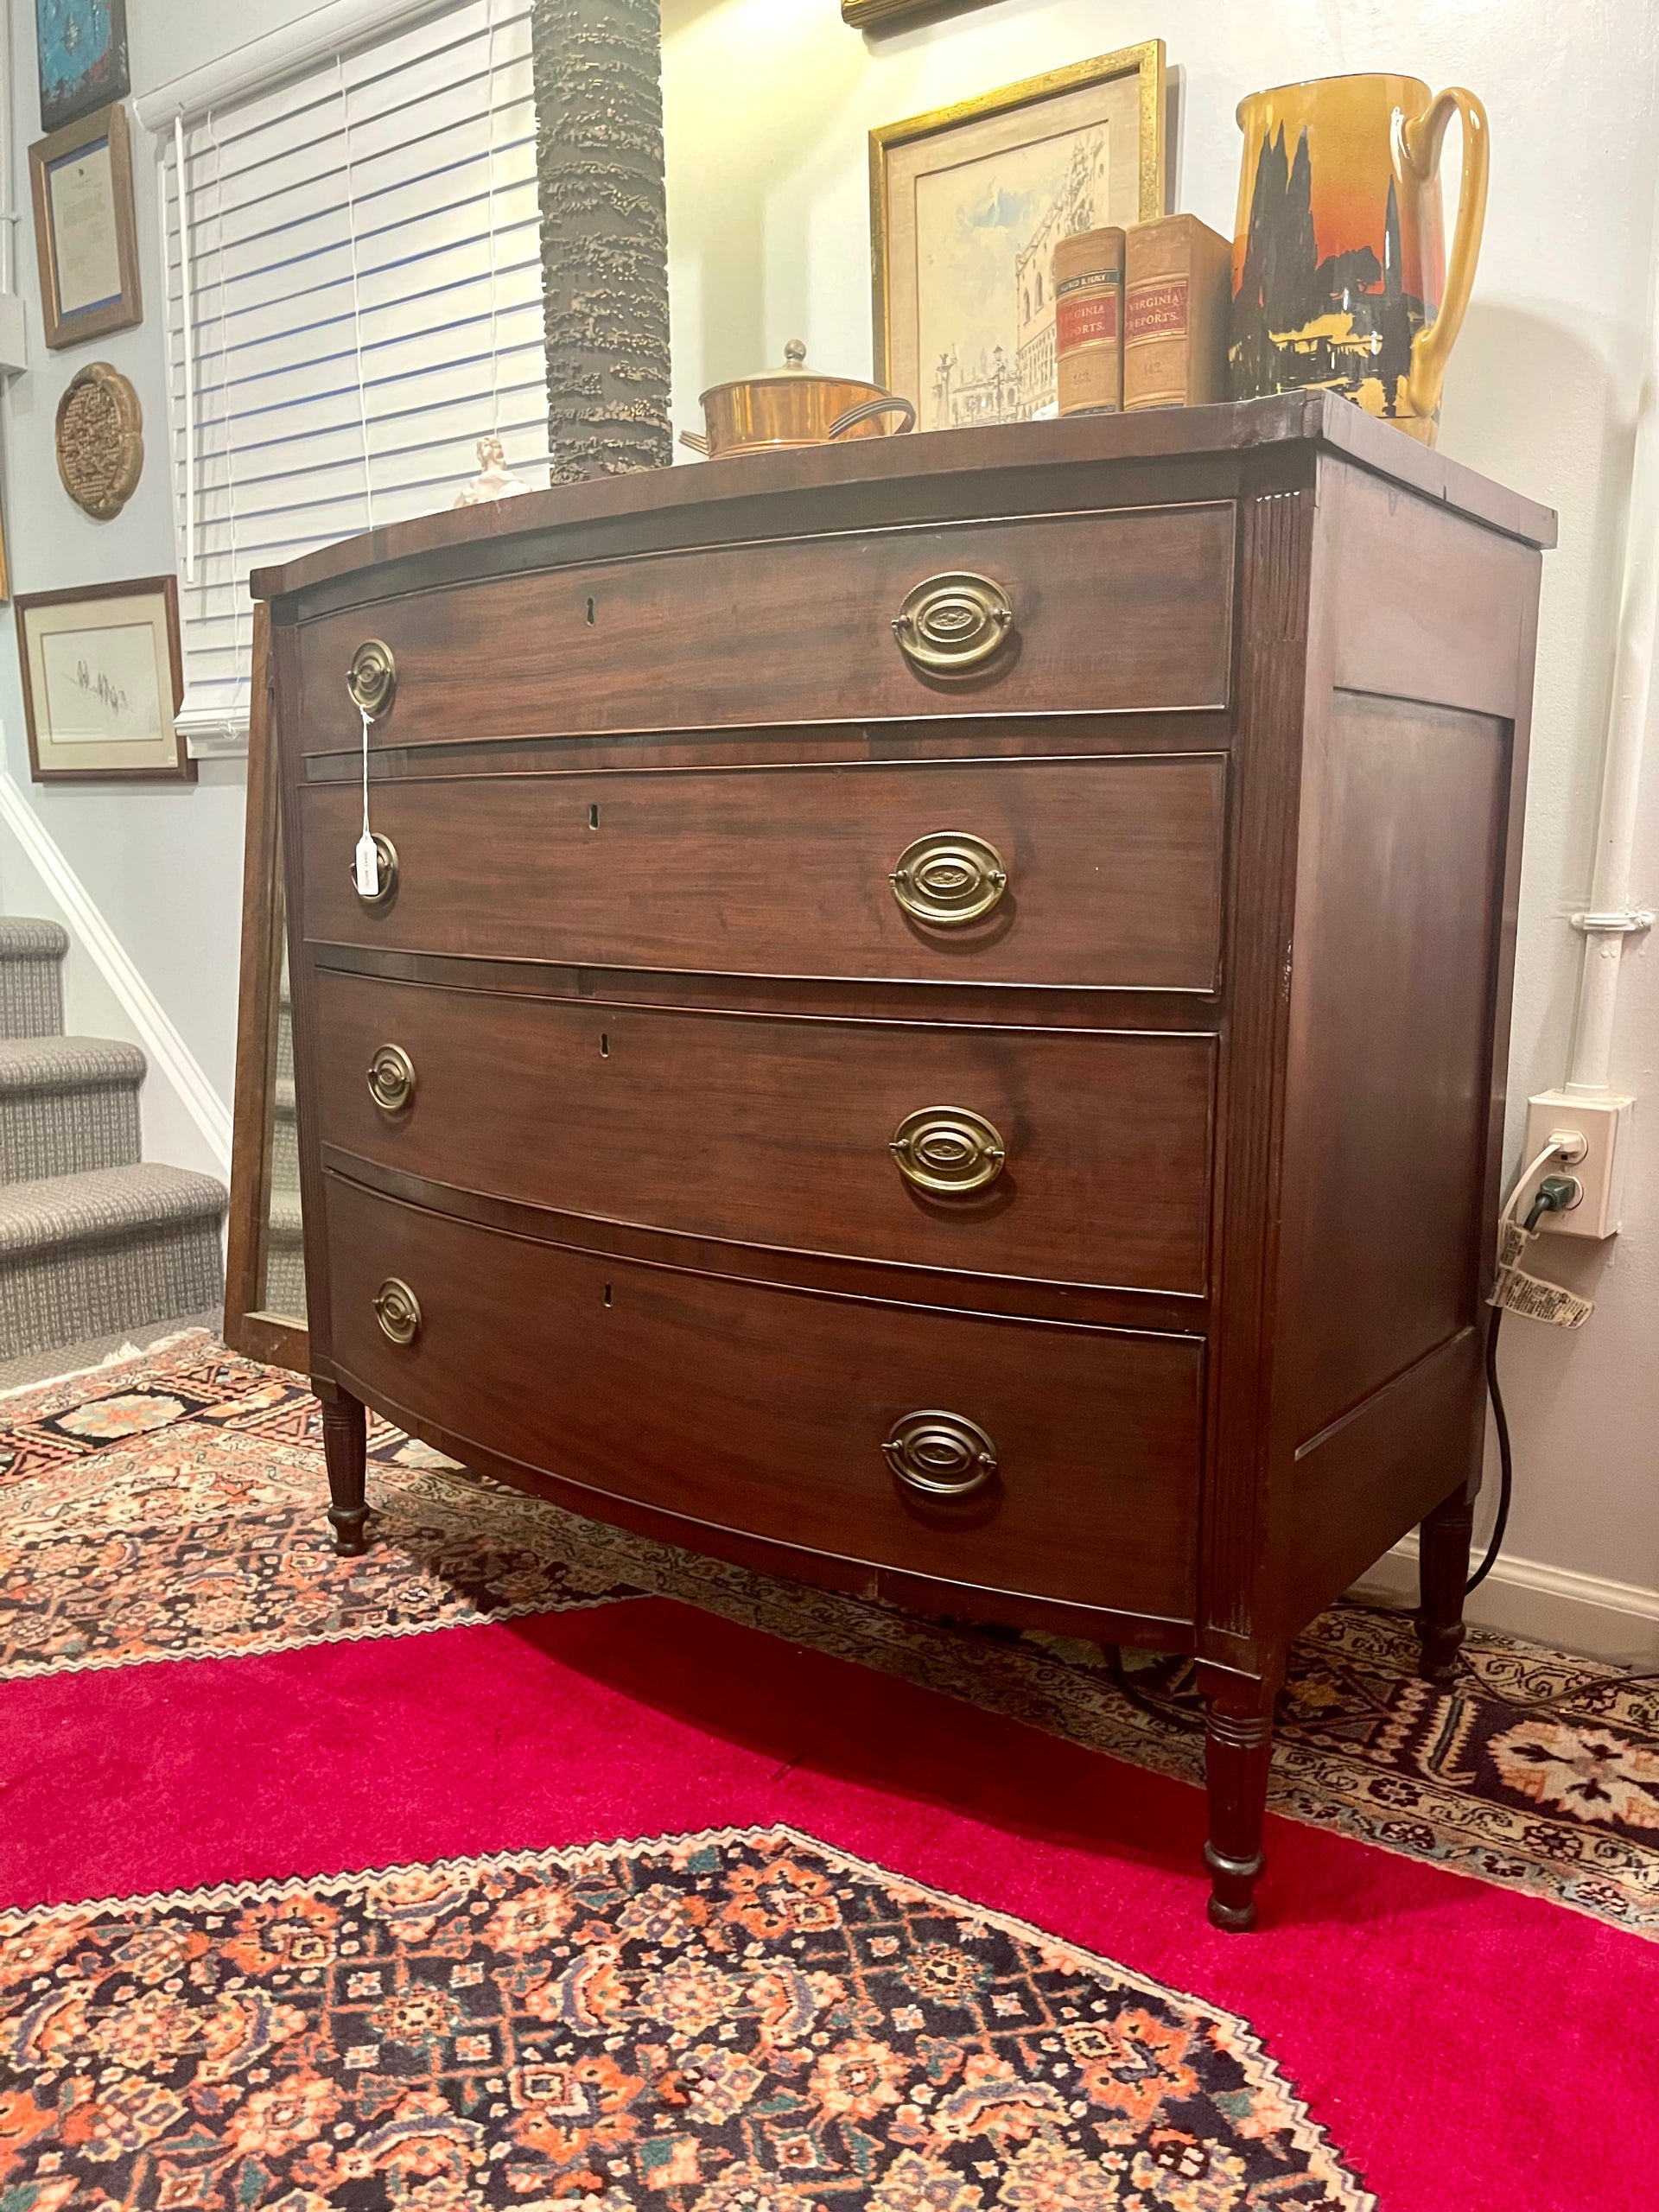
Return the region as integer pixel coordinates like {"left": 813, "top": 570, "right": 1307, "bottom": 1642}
{"left": 160, "top": 0, "right": 551, "bottom": 747}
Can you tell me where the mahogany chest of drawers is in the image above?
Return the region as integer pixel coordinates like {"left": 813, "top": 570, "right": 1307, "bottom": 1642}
{"left": 256, "top": 395, "right": 1554, "bottom": 1929}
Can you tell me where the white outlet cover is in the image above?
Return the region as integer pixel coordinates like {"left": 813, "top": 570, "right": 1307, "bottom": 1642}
{"left": 1522, "top": 1090, "right": 1635, "bottom": 1239}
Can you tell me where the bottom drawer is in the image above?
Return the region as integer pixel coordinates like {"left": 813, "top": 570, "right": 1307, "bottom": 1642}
{"left": 324, "top": 1175, "right": 1202, "bottom": 1621}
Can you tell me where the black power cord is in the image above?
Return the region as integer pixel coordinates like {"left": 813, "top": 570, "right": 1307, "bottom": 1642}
{"left": 1467, "top": 1303, "right": 1510, "bottom": 1594}
{"left": 1467, "top": 1173, "right": 1580, "bottom": 1593}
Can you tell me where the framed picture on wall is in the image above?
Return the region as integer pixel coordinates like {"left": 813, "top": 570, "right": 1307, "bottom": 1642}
{"left": 29, "top": 100, "right": 143, "bottom": 351}
{"left": 36, "top": 0, "right": 130, "bottom": 133}
{"left": 872, "top": 40, "right": 1166, "bottom": 428}
{"left": 15, "top": 578, "right": 194, "bottom": 785}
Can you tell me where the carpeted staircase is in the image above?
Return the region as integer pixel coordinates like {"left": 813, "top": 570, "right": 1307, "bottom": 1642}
{"left": 0, "top": 917, "right": 226, "bottom": 1370}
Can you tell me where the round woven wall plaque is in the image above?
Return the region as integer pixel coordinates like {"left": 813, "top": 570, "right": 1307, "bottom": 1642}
{"left": 55, "top": 362, "right": 144, "bottom": 521}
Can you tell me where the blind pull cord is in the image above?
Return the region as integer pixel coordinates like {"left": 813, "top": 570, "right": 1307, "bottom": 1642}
{"left": 175, "top": 111, "right": 197, "bottom": 585}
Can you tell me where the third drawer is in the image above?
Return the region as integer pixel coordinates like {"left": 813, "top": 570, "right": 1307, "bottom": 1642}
{"left": 315, "top": 971, "right": 1215, "bottom": 1296}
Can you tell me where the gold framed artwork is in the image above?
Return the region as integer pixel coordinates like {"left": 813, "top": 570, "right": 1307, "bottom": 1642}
{"left": 871, "top": 41, "right": 1166, "bottom": 429}
{"left": 29, "top": 99, "right": 143, "bottom": 351}
{"left": 15, "top": 577, "right": 194, "bottom": 785}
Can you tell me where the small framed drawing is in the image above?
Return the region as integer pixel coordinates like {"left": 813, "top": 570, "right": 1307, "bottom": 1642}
{"left": 37, "top": 0, "right": 130, "bottom": 133}
{"left": 15, "top": 578, "right": 194, "bottom": 785}
{"left": 872, "top": 40, "right": 1166, "bottom": 429}
{"left": 29, "top": 100, "right": 142, "bottom": 351}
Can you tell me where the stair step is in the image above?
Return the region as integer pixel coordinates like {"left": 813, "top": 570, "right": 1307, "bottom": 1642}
{"left": 0, "top": 1036, "right": 145, "bottom": 1183}
{"left": 272, "top": 1075, "right": 298, "bottom": 1185}
{"left": 0, "top": 918, "right": 68, "bottom": 1042}
{"left": 262, "top": 1186, "right": 308, "bottom": 1321}
{"left": 0, "top": 1163, "right": 226, "bottom": 1362}
{"left": 267, "top": 1190, "right": 302, "bottom": 1245}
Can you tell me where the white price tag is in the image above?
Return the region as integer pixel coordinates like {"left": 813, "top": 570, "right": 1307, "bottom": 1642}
{"left": 354, "top": 700, "right": 378, "bottom": 896}
{"left": 1489, "top": 1219, "right": 1595, "bottom": 1327}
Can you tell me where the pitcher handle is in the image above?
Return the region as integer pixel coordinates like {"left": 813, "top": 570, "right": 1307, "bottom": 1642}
{"left": 1400, "top": 86, "right": 1489, "bottom": 425}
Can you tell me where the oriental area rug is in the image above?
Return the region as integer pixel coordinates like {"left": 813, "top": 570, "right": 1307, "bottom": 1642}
{"left": 2, "top": 1335, "right": 1656, "bottom": 2212}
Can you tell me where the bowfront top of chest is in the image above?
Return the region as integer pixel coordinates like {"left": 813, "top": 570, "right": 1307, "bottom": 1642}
{"left": 257, "top": 396, "right": 1554, "bottom": 1672}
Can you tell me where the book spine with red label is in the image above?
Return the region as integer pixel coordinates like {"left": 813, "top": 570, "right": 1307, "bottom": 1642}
{"left": 1123, "top": 215, "right": 1231, "bottom": 410}
{"left": 1054, "top": 227, "right": 1125, "bottom": 416}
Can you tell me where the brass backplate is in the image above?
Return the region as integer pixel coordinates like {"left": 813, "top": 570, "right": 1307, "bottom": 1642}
{"left": 889, "top": 1105, "right": 1007, "bottom": 1194}
{"left": 367, "top": 1043, "right": 416, "bottom": 1115}
{"left": 347, "top": 639, "right": 397, "bottom": 715}
{"left": 893, "top": 571, "right": 1014, "bottom": 673}
{"left": 882, "top": 1408, "right": 999, "bottom": 1497}
{"left": 889, "top": 830, "right": 1008, "bottom": 925}
{"left": 373, "top": 1277, "right": 422, "bottom": 1346}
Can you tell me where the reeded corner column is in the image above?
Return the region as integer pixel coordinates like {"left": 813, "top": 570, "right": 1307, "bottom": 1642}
{"left": 531, "top": 0, "right": 672, "bottom": 479}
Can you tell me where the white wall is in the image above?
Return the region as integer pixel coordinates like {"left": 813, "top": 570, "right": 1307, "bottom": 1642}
{"left": 658, "top": 0, "right": 1659, "bottom": 1637}
{"left": 0, "top": 0, "right": 264, "bottom": 1177}
{"left": 0, "top": 0, "right": 1652, "bottom": 1633}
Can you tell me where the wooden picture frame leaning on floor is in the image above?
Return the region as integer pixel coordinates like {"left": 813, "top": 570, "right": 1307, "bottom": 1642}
{"left": 225, "top": 603, "right": 310, "bottom": 1375}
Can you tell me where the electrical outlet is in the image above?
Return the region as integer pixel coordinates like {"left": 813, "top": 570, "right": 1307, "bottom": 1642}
{"left": 1522, "top": 1090, "right": 1635, "bottom": 1238}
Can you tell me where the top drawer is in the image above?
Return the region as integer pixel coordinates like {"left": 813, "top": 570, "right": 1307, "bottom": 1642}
{"left": 294, "top": 504, "right": 1236, "bottom": 752}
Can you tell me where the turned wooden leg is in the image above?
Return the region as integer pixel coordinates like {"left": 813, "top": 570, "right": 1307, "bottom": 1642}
{"left": 1415, "top": 1482, "right": 1474, "bottom": 1686}
{"left": 318, "top": 1380, "right": 369, "bottom": 1555}
{"left": 1198, "top": 1667, "right": 1277, "bottom": 1934}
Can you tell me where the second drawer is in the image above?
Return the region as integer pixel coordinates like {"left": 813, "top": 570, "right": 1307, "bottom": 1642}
{"left": 313, "top": 971, "right": 1215, "bottom": 1296}
{"left": 298, "top": 753, "right": 1228, "bottom": 995}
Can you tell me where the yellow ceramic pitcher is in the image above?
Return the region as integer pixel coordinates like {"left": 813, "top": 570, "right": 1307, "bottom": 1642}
{"left": 1229, "top": 73, "right": 1488, "bottom": 443}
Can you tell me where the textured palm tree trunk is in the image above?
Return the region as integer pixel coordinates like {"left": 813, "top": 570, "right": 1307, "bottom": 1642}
{"left": 531, "top": 0, "right": 671, "bottom": 479}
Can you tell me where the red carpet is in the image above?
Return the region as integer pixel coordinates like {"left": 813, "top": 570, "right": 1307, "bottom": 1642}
{"left": 5, "top": 1595, "right": 1653, "bottom": 2210}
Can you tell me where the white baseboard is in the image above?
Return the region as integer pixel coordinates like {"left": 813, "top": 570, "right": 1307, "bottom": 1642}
{"left": 0, "top": 768, "right": 232, "bottom": 1178}
{"left": 1354, "top": 1535, "right": 1659, "bottom": 1665}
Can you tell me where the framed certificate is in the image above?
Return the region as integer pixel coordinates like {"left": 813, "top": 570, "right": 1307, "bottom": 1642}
{"left": 15, "top": 578, "right": 193, "bottom": 785}
{"left": 29, "top": 100, "right": 142, "bottom": 351}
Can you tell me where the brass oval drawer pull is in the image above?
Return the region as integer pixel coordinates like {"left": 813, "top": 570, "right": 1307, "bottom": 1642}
{"left": 346, "top": 639, "right": 396, "bottom": 715}
{"left": 883, "top": 1409, "right": 998, "bottom": 1498}
{"left": 349, "top": 833, "right": 398, "bottom": 910}
{"left": 373, "top": 1277, "right": 422, "bottom": 1346}
{"left": 889, "top": 830, "right": 1007, "bottom": 926}
{"left": 890, "top": 1106, "right": 1006, "bottom": 1195}
{"left": 367, "top": 1044, "right": 416, "bottom": 1115}
{"left": 893, "top": 571, "right": 1014, "bottom": 674}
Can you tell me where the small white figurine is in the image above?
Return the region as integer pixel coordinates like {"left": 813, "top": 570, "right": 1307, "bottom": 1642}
{"left": 454, "top": 434, "right": 531, "bottom": 508}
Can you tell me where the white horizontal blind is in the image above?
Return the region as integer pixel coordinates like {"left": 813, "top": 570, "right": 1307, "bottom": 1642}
{"left": 160, "top": 0, "right": 551, "bottom": 742}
